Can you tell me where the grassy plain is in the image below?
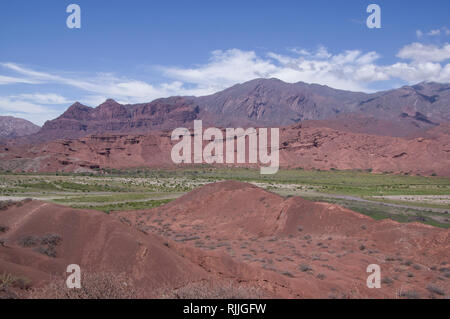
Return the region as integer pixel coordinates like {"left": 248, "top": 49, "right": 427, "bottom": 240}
{"left": 1, "top": 168, "right": 449, "bottom": 227}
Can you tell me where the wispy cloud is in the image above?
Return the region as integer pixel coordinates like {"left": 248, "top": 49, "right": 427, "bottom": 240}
{"left": 0, "top": 96, "right": 61, "bottom": 125}
{"left": 416, "top": 26, "right": 450, "bottom": 38}
{"left": 11, "top": 93, "right": 70, "bottom": 105}
{"left": 0, "top": 74, "right": 41, "bottom": 85}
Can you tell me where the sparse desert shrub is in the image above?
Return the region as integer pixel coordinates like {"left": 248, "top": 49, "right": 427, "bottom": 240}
{"left": 0, "top": 273, "right": 15, "bottom": 289}
{"left": 0, "top": 238, "right": 6, "bottom": 247}
{"left": 0, "top": 201, "right": 13, "bottom": 211}
{"left": 18, "top": 235, "right": 39, "bottom": 247}
{"left": 29, "top": 272, "right": 140, "bottom": 299}
{"left": 359, "top": 244, "right": 366, "bottom": 251}
{"left": 299, "top": 264, "right": 312, "bottom": 272}
{"left": 161, "top": 281, "right": 264, "bottom": 299}
{"left": 12, "top": 277, "right": 32, "bottom": 290}
{"left": 0, "top": 273, "right": 31, "bottom": 299}
{"left": 281, "top": 271, "right": 295, "bottom": 278}
{"left": 40, "top": 234, "right": 62, "bottom": 247}
{"left": 328, "top": 289, "right": 348, "bottom": 299}
{"left": 399, "top": 290, "right": 420, "bottom": 299}
{"left": 18, "top": 234, "right": 62, "bottom": 258}
{"left": 0, "top": 225, "right": 9, "bottom": 233}
{"left": 322, "top": 264, "right": 337, "bottom": 271}
{"left": 381, "top": 277, "right": 393, "bottom": 285}
{"left": 33, "top": 246, "right": 57, "bottom": 258}
{"left": 427, "top": 285, "right": 445, "bottom": 296}
{"left": 317, "top": 273, "right": 326, "bottom": 280}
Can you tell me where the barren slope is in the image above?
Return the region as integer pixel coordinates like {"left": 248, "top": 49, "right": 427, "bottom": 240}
{"left": 113, "top": 181, "right": 450, "bottom": 299}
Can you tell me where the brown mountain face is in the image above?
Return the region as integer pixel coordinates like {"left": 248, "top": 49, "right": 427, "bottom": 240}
{"left": 357, "top": 82, "right": 450, "bottom": 123}
{"left": 0, "top": 116, "right": 40, "bottom": 139}
{"left": 196, "top": 79, "right": 448, "bottom": 134}
{"left": 23, "top": 97, "right": 201, "bottom": 144}
{"left": 7, "top": 79, "right": 450, "bottom": 145}
{"left": 195, "top": 78, "right": 367, "bottom": 126}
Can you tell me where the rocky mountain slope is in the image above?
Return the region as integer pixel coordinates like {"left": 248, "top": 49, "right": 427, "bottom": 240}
{"left": 0, "top": 116, "right": 40, "bottom": 139}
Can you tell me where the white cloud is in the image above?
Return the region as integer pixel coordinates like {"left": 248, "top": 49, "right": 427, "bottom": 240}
{"left": 0, "top": 63, "right": 215, "bottom": 105}
{"left": 163, "top": 49, "right": 279, "bottom": 92}
{"left": 163, "top": 44, "right": 450, "bottom": 91}
{"left": 163, "top": 48, "right": 379, "bottom": 92}
{"left": 428, "top": 29, "right": 441, "bottom": 36}
{"left": 12, "top": 93, "right": 70, "bottom": 105}
{"left": 0, "top": 75, "right": 40, "bottom": 85}
{"left": 416, "top": 27, "right": 450, "bottom": 38}
{"left": 0, "top": 96, "right": 62, "bottom": 125}
{"left": 397, "top": 42, "right": 450, "bottom": 62}
{"left": 0, "top": 97, "right": 49, "bottom": 114}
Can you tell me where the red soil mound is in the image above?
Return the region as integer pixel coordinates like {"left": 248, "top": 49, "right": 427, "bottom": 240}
{"left": 114, "top": 181, "right": 450, "bottom": 299}
{"left": 0, "top": 198, "right": 327, "bottom": 298}
{"left": 0, "top": 200, "right": 214, "bottom": 296}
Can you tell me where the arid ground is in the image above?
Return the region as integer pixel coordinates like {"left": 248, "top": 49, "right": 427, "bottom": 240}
{"left": 0, "top": 169, "right": 448, "bottom": 299}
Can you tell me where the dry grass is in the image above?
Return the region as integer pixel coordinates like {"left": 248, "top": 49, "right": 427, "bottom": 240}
{"left": 160, "top": 281, "right": 265, "bottom": 299}
{"left": 0, "top": 273, "right": 32, "bottom": 299}
{"left": 28, "top": 272, "right": 141, "bottom": 299}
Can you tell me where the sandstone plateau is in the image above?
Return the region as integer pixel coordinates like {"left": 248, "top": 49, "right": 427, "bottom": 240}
{"left": 1, "top": 122, "right": 449, "bottom": 176}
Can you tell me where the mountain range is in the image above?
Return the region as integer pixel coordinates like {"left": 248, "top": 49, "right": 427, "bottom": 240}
{"left": 1, "top": 79, "right": 449, "bottom": 176}
{"left": 9, "top": 78, "right": 449, "bottom": 144}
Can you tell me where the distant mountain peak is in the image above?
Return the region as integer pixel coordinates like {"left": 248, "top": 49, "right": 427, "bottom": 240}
{"left": 0, "top": 115, "right": 40, "bottom": 139}
{"left": 99, "top": 98, "right": 121, "bottom": 106}
{"left": 67, "top": 101, "right": 91, "bottom": 110}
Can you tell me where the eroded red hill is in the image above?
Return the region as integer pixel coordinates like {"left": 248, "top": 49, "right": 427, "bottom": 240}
{"left": 112, "top": 181, "right": 450, "bottom": 299}
{"left": 1, "top": 123, "right": 449, "bottom": 176}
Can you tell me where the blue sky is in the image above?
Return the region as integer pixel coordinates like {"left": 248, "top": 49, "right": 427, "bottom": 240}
{"left": 1, "top": 0, "right": 450, "bottom": 125}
